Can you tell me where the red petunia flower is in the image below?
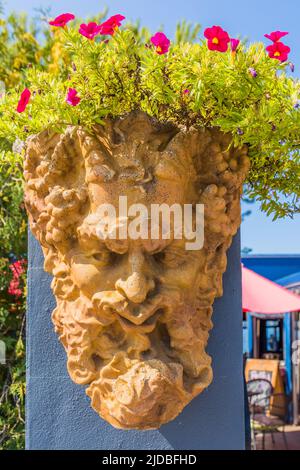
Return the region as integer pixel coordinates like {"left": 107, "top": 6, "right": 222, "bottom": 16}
{"left": 16, "top": 88, "right": 31, "bottom": 113}
{"left": 8, "top": 279, "right": 22, "bottom": 298}
{"left": 99, "top": 14, "right": 125, "bottom": 36}
{"left": 204, "top": 25, "right": 230, "bottom": 52}
{"left": 264, "top": 30, "right": 288, "bottom": 42}
{"left": 8, "top": 259, "right": 26, "bottom": 298}
{"left": 49, "top": 13, "right": 75, "bottom": 28}
{"left": 66, "top": 88, "right": 81, "bottom": 106}
{"left": 230, "top": 38, "right": 240, "bottom": 52}
{"left": 150, "top": 32, "right": 171, "bottom": 55}
{"left": 266, "top": 42, "right": 290, "bottom": 62}
{"left": 79, "top": 22, "right": 102, "bottom": 40}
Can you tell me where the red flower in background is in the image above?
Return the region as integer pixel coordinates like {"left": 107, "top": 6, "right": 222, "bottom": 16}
{"left": 49, "top": 13, "right": 75, "bottom": 28}
{"left": 264, "top": 30, "right": 288, "bottom": 42}
{"left": 99, "top": 14, "right": 125, "bottom": 36}
{"left": 66, "top": 88, "right": 81, "bottom": 106}
{"left": 266, "top": 42, "right": 290, "bottom": 62}
{"left": 150, "top": 32, "right": 171, "bottom": 55}
{"left": 79, "top": 22, "right": 102, "bottom": 40}
{"left": 230, "top": 38, "right": 240, "bottom": 52}
{"left": 16, "top": 88, "right": 31, "bottom": 113}
{"left": 204, "top": 25, "right": 230, "bottom": 52}
{"left": 8, "top": 260, "right": 26, "bottom": 298}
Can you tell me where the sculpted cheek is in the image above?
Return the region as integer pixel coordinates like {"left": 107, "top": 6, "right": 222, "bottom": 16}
{"left": 163, "top": 266, "right": 199, "bottom": 290}
{"left": 70, "top": 261, "right": 104, "bottom": 294}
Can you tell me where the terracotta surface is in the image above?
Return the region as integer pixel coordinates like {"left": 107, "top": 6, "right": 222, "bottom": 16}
{"left": 24, "top": 111, "right": 249, "bottom": 429}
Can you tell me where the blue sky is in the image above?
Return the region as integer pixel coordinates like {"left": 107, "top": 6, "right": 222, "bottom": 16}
{"left": 2, "top": 0, "right": 300, "bottom": 254}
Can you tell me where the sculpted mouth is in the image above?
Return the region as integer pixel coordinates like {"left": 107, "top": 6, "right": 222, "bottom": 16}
{"left": 116, "top": 308, "right": 165, "bottom": 332}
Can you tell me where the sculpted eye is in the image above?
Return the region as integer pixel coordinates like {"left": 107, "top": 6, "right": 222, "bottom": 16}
{"left": 91, "top": 250, "right": 118, "bottom": 266}
{"left": 153, "top": 248, "right": 186, "bottom": 268}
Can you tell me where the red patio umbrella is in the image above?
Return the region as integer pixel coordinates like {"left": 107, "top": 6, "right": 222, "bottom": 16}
{"left": 242, "top": 265, "right": 300, "bottom": 314}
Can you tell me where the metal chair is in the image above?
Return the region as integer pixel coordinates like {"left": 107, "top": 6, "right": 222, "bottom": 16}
{"left": 246, "top": 378, "right": 274, "bottom": 450}
{"left": 251, "top": 392, "right": 290, "bottom": 450}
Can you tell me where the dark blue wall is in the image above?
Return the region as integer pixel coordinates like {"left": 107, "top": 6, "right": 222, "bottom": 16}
{"left": 26, "top": 231, "right": 245, "bottom": 450}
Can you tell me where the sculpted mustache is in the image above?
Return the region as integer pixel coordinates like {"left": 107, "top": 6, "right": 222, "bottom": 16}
{"left": 91, "top": 289, "right": 183, "bottom": 326}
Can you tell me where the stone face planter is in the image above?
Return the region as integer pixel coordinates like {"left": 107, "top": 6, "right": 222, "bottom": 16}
{"left": 24, "top": 111, "right": 249, "bottom": 430}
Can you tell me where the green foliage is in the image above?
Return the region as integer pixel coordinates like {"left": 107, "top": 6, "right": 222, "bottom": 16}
{"left": 0, "top": 257, "right": 26, "bottom": 450}
{"left": 0, "top": 24, "right": 299, "bottom": 217}
{"left": 0, "top": 144, "right": 26, "bottom": 452}
{"left": 0, "top": 131, "right": 26, "bottom": 452}
{"left": 0, "top": 150, "right": 27, "bottom": 256}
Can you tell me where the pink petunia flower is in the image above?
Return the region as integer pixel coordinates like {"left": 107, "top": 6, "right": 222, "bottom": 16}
{"left": 8, "top": 259, "right": 26, "bottom": 298}
{"left": 49, "top": 13, "right": 75, "bottom": 28}
{"left": 266, "top": 42, "right": 290, "bottom": 62}
{"left": 204, "top": 26, "right": 230, "bottom": 52}
{"left": 16, "top": 88, "right": 31, "bottom": 113}
{"left": 230, "top": 38, "right": 240, "bottom": 52}
{"left": 8, "top": 279, "right": 22, "bottom": 298}
{"left": 264, "top": 31, "right": 288, "bottom": 43}
{"left": 99, "top": 14, "right": 125, "bottom": 36}
{"left": 79, "top": 22, "right": 102, "bottom": 40}
{"left": 66, "top": 88, "right": 81, "bottom": 106}
{"left": 150, "top": 32, "right": 171, "bottom": 55}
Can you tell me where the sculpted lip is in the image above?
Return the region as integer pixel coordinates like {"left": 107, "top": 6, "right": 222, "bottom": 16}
{"left": 116, "top": 309, "right": 164, "bottom": 333}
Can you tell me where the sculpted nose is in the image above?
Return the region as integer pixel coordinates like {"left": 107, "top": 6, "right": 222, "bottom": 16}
{"left": 115, "top": 250, "right": 155, "bottom": 304}
{"left": 116, "top": 272, "right": 154, "bottom": 303}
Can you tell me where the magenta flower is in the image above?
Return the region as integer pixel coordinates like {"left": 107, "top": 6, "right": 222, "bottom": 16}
{"left": 266, "top": 42, "right": 290, "bottom": 62}
{"left": 66, "top": 88, "right": 81, "bottom": 106}
{"left": 204, "top": 25, "right": 230, "bottom": 52}
{"left": 99, "top": 15, "right": 125, "bottom": 36}
{"left": 150, "top": 32, "right": 171, "bottom": 55}
{"left": 79, "top": 22, "right": 102, "bottom": 40}
{"left": 230, "top": 38, "right": 240, "bottom": 52}
{"left": 264, "top": 31, "right": 288, "bottom": 42}
{"left": 49, "top": 13, "right": 75, "bottom": 28}
{"left": 183, "top": 89, "right": 190, "bottom": 94}
{"left": 16, "top": 88, "right": 31, "bottom": 113}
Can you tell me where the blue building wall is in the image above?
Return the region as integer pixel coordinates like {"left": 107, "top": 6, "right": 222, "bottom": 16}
{"left": 242, "top": 255, "right": 300, "bottom": 282}
{"left": 26, "top": 231, "right": 246, "bottom": 450}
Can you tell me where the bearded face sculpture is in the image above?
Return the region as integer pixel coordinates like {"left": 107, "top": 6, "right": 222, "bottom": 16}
{"left": 24, "top": 111, "right": 249, "bottom": 429}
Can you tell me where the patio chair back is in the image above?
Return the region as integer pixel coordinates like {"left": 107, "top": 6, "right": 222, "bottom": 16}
{"left": 247, "top": 378, "right": 273, "bottom": 411}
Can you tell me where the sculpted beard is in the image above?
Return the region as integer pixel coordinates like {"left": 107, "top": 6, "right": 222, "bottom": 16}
{"left": 88, "top": 287, "right": 212, "bottom": 429}
{"left": 24, "top": 112, "right": 249, "bottom": 429}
